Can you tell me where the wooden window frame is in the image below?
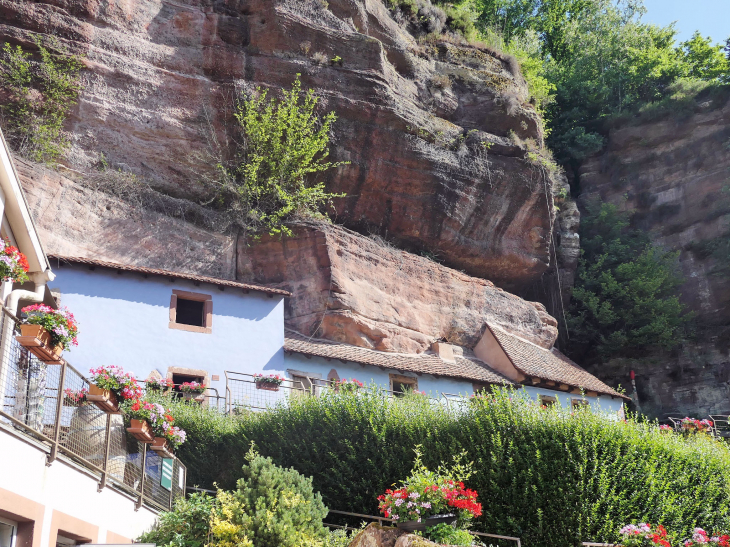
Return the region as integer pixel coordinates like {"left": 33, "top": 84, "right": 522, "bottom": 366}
{"left": 539, "top": 394, "right": 557, "bottom": 407}
{"left": 169, "top": 290, "right": 213, "bottom": 334}
{"left": 389, "top": 373, "right": 418, "bottom": 395}
{"left": 572, "top": 398, "right": 590, "bottom": 409}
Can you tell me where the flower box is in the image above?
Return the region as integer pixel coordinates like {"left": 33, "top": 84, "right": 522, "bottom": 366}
{"left": 256, "top": 382, "right": 280, "bottom": 392}
{"left": 151, "top": 437, "right": 175, "bottom": 458}
{"left": 87, "top": 384, "right": 120, "bottom": 413}
{"left": 396, "top": 514, "right": 457, "bottom": 533}
{"left": 16, "top": 324, "right": 64, "bottom": 364}
{"left": 126, "top": 419, "right": 154, "bottom": 443}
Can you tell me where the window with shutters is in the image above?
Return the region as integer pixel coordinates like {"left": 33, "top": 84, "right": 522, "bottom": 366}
{"left": 169, "top": 290, "right": 213, "bottom": 333}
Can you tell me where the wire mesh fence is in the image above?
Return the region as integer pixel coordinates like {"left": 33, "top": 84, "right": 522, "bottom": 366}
{"left": 0, "top": 307, "right": 186, "bottom": 513}
{"left": 225, "top": 372, "right": 308, "bottom": 413}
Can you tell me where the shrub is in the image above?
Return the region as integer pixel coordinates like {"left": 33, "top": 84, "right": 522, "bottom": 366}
{"left": 169, "top": 388, "right": 730, "bottom": 547}
{"left": 425, "top": 523, "right": 475, "bottom": 546}
{"left": 138, "top": 492, "right": 218, "bottom": 547}
{"left": 0, "top": 38, "right": 82, "bottom": 162}
{"left": 233, "top": 445, "right": 329, "bottom": 547}
{"left": 138, "top": 447, "right": 330, "bottom": 547}
{"left": 205, "top": 75, "right": 347, "bottom": 237}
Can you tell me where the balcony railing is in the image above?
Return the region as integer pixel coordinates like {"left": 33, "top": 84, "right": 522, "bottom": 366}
{"left": 0, "top": 307, "right": 186, "bottom": 513}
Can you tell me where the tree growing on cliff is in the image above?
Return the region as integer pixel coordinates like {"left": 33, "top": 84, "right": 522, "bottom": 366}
{"left": 566, "top": 200, "right": 689, "bottom": 361}
{"left": 0, "top": 38, "right": 83, "bottom": 163}
{"left": 206, "top": 75, "right": 347, "bottom": 238}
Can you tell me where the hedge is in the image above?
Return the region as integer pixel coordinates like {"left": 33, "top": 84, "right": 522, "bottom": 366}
{"left": 165, "top": 390, "right": 730, "bottom": 547}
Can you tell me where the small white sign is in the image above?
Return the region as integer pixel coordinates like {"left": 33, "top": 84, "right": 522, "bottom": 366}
{"left": 179, "top": 470, "right": 185, "bottom": 490}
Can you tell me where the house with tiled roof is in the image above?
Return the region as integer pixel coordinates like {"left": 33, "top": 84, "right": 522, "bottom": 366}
{"left": 284, "top": 324, "right": 627, "bottom": 415}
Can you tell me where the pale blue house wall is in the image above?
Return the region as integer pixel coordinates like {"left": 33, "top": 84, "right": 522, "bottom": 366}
{"left": 284, "top": 352, "right": 474, "bottom": 396}
{"left": 50, "top": 264, "right": 287, "bottom": 396}
{"left": 284, "top": 353, "right": 624, "bottom": 415}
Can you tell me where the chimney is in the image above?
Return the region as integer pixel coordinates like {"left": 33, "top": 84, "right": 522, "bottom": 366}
{"left": 432, "top": 341, "right": 455, "bottom": 363}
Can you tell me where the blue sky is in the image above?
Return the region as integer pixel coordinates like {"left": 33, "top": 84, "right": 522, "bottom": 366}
{"left": 641, "top": 0, "right": 729, "bottom": 44}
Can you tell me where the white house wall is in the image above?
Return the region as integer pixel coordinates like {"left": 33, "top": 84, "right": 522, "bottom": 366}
{"left": 0, "top": 430, "right": 158, "bottom": 544}
{"left": 283, "top": 353, "right": 624, "bottom": 415}
{"left": 50, "top": 265, "right": 286, "bottom": 394}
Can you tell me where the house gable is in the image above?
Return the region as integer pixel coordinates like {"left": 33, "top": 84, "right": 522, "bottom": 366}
{"left": 473, "top": 326, "right": 526, "bottom": 383}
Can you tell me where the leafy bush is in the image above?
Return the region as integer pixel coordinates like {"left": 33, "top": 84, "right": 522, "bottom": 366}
{"left": 0, "top": 38, "right": 82, "bottom": 162}
{"left": 206, "top": 75, "right": 347, "bottom": 237}
{"left": 426, "top": 523, "right": 476, "bottom": 546}
{"left": 169, "top": 389, "right": 730, "bottom": 547}
{"left": 139, "top": 447, "right": 330, "bottom": 547}
{"left": 138, "top": 492, "right": 217, "bottom": 547}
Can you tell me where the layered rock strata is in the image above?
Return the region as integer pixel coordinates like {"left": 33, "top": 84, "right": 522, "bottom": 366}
{"left": 0, "top": 0, "right": 560, "bottom": 289}
{"left": 19, "top": 160, "right": 558, "bottom": 355}
{"left": 237, "top": 221, "right": 559, "bottom": 353}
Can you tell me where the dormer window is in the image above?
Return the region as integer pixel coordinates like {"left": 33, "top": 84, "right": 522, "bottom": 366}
{"left": 169, "top": 290, "right": 212, "bottom": 333}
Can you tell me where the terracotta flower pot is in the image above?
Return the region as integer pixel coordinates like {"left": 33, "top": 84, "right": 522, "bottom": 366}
{"left": 151, "top": 437, "right": 174, "bottom": 458}
{"left": 16, "top": 324, "right": 64, "bottom": 364}
{"left": 126, "top": 419, "right": 154, "bottom": 443}
{"left": 255, "top": 382, "right": 280, "bottom": 392}
{"left": 87, "top": 384, "right": 120, "bottom": 413}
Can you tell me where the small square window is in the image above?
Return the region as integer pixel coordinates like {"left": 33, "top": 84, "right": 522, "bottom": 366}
{"left": 176, "top": 298, "right": 205, "bottom": 326}
{"left": 390, "top": 374, "right": 417, "bottom": 397}
{"left": 169, "top": 290, "right": 212, "bottom": 333}
{"left": 572, "top": 399, "right": 589, "bottom": 409}
{"left": 539, "top": 395, "right": 557, "bottom": 407}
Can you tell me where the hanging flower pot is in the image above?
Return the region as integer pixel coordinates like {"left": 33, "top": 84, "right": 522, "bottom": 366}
{"left": 0, "top": 238, "right": 30, "bottom": 284}
{"left": 87, "top": 384, "right": 120, "bottom": 413}
{"left": 17, "top": 304, "right": 78, "bottom": 364}
{"left": 126, "top": 419, "right": 154, "bottom": 443}
{"left": 17, "top": 324, "right": 64, "bottom": 363}
{"left": 254, "top": 374, "right": 284, "bottom": 391}
{"left": 150, "top": 436, "right": 174, "bottom": 458}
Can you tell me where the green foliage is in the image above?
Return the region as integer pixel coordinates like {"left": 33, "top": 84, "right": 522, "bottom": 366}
{"left": 170, "top": 389, "right": 730, "bottom": 547}
{"left": 209, "top": 75, "right": 347, "bottom": 237}
{"left": 566, "top": 201, "right": 689, "bottom": 360}
{"left": 139, "top": 447, "right": 331, "bottom": 547}
{"left": 231, "top": 445, "right": 329, "bottom": 547}
{"left": 677, "top": 32, "right": 730, "bottom": 81}
{"left": 425, "top": 523, "right": 476, "bottom": 546}
{"left": 0, "top": 38, "right": 82, "bottom": 162}
{"left": 434, "top": 0, "right": 730, "bottom": 165}
{"left": 138, "top": 492, "right": 217, "bottom": 547}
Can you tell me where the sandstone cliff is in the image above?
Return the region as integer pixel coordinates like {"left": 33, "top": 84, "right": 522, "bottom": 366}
{"left": 0, "top": 0, "right": 562, "bottom": 290}
{"left": 579, "top": 93, "right": 730, "bottom": 416}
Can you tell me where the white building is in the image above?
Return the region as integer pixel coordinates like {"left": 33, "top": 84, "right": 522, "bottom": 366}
{"left": 283, "top": 327, "right": 626, "bottom": 414}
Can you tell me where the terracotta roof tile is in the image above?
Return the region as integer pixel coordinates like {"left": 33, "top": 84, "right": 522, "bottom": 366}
{"left": 48, "top": 255, "right": 292, "bottom": 297}
{"left": 284, "top": 330, "right": 513, "bottom": 385}
{"left": 487, "top": 323, "right": 627, "bottom": 399}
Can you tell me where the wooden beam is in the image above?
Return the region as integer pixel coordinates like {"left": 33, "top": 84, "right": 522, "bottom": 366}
{"left": 546, "top": 381, "right": 556, "bottom": 387}
{"left": 586, "top": 391, "right": 598, "bottom": 397}
{"left": 531, "top": 377, "right": 541, "bottom": 385}
{"left": 559, "top": 384, "right": 570, "bottom": 391}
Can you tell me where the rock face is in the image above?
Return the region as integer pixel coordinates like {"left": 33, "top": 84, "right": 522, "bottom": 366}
{"left": 20, "top": 160, "right": 559, "bottom": 355}
{"left": 347, "top": 523, "right": 405, "bottom": 547}
{"left": 17, "top": 158, "right": 237, "bottom": 279}
{"left": 579, "top": 95, "right": 730, "bottom": 416}
{"left": 0, "top": 0, "right": 560, "bottom": 290}
{"left": 238, "top": 221, "right": 559, "bottom": 353}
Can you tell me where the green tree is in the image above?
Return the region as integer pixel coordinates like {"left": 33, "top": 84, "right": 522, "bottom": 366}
{"left": 0, "top": 38, "right": 82, "bottom": 162}
{"left": 567, "top": 201, "right": 689, "bottom": 360}
{"left": 677, "top": 31, "right": 730, "bottom": 81}
{"left": 209, "top": 75, "right": 346, "bottom": 237}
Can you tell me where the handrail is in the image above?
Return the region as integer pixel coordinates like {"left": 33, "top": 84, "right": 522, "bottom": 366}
{"left": 0, "top": 308, "right": 186, "bottom": 513}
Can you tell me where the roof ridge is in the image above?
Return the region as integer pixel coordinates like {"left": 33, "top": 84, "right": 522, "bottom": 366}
{"left": 50, "top": 254, "right": 292, "bottom": 297}
{"left": 486, "top": 321, "right": 554, "bottom": 352}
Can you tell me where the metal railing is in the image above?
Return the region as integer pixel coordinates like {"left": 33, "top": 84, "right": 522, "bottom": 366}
{"left": 225, "top": 372, "right": 450, "bottom": 414}
{"left": 0, "top": 308, "right": 186, "bottom": 513}
{"left": 324, "top": 509, "right": 521, "bottom": 547}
